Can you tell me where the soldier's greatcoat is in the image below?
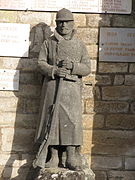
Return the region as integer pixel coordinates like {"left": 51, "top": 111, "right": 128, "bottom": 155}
{"left": 35, "top": 29, "right": 90, "bottom": 147}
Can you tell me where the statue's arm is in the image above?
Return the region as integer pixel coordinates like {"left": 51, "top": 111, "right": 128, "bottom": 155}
{"left": 38, "top": 41, "right": 56, "bottom": 78}
{"left": 71, "top": 42, "right": 91, "bottom": 76}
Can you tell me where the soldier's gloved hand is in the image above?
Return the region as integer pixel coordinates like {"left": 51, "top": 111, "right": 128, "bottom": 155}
{"left": 59, "top": 60, "right": 73, "bottom": 70}
{"left": 55, "top": 67, "right": 68, "bottom": 78}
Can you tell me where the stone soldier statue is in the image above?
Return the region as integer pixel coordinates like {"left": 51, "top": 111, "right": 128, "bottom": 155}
{"left": 33, "top": 8, "right": 91, "bottom": 171}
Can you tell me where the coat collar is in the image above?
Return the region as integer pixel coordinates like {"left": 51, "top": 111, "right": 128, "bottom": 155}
{"left": 54, "top": 29, "right": 76, "bottom": 42}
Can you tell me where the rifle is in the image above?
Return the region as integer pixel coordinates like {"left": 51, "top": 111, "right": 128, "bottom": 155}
{"left": 33, "top": 77, "right": 63, "bottom": 168}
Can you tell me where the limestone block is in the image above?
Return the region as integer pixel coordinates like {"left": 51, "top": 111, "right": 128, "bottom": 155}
{"left": 82, "top": 74, "right": 96, "bottom": 86}
{"left": 93, "top": 86, "right": 101, "bottom": 100}
{"left": 106, "top": 114, "right": 135, "bottom": 130}
{"left": 86, "top": 14, "right": 111, "bottom": 27}
{"left": 75, "top": 28, "right": 98, "bottom": 44}
{"left": 74, "top": 14, "right": 86, "bottom": 27}
{"left": 129, "top": 64, "right": 135, "bottom": 73}
{"left": 19, "top": 72, "right": 39, "bottom": 85}
{"left": 98, "top": 63, "right": 128, "bottom": 73}
{"left": 125, "top": 157, "right": 135, "bottom": 170}
{"left": 85, "top": 98, "right": 94, "bottom": 114}
{"left": 0, "top": 97, "right": 18, "bottom": 112}
{"left": 0, "top": 58, "right": 37, "bottom": 72}
{"left": 95, "top": 75, "right": 111, "bottom": 85}
{"left": 0, "top": 153, "right": 19, "bottom": 167}
{"left": 2, "top": 166, "right": 29, "bottom": 180}
{"left": 112, "top": 15, "right": 135, "bottom": 27}
{"left": 94, "top": 101, "right": 129, "bottom": 113}
{"left": 25, "top": 98, "right": 40, "bottom": 113}
{"left": 82, "top": 130, "right": 93, "bottom": 154}
{"left": 90, "top": 60, "right": 97, "bottom": 73}
{"left": 91, "top": 156, "right": 122, "bottom": 170}
{"left": 114, "top": 75, "right": 124, "bottom": 85}
{"left": 18, "top": 84, "right": 41, "bottom": 98}
{"left": 1, "top": 128, "right": 35, "bottom": 152}
{"left": 92, "top": 130, "right": 135, "bottom": 146}
{"left": 18, "top": 12, "right": 52, "bottom": 25}
{"left": 94, "top": 171, "right": 107, "bottom": 180}
{"left": 0, "top": 11, "right": 18, "bottom": 23}
{"left": 82, "top": 85, "right": 93, "bottom": 99}
{"left": 91, "top": 144, "right": 129, "bottom": 156}
{"left": 86, "top": 45, "right": 98, "bottom": 59}
{"left": 130, "top": 102, "right": 135, "bottom": 113}
{"left": 125, "top": 75, "right": 135, "bottom": 85}
{"left": 0, "top": 112, "right": 38, "bottom": 128}
{"left": 102, "top": 86, "right": 135, "bottom": 101}
{"left": 108, "top": 171, "right": 135, "bottom": 180}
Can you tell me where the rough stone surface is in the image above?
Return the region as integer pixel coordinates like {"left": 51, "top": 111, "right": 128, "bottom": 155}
{"left": 37, "top": 168, "right": 95, "bottom": 180}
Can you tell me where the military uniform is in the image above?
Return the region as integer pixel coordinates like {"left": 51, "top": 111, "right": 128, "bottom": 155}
{"left": 35, "top": 29, "right": 90, "bottom": 146}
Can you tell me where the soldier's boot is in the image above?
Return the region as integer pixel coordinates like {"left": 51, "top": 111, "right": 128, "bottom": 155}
{"left": 45, "top": 146, "right": 59, "bottom": 168}
{"left": 66, "top": 146, "right": 82, "bottom": 170}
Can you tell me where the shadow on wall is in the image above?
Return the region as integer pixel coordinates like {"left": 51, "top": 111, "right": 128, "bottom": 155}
{"left": 91, "top": 1, "right": 135, "bottom": 180}
{"left": 1, "top": 23, "right": 52, "bottom": 180}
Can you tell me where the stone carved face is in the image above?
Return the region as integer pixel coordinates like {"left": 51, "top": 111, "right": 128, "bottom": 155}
{"left": 56, "top": 20, "right": 74, "bottom": 35}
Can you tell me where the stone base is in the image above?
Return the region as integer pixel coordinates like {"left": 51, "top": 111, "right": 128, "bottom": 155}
{"left": 36, "top": 168, "right": 95, "bottom": 180}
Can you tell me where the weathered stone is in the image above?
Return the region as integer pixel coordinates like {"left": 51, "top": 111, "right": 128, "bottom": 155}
{"left": 91, "top": 156, "right": 122, "bottom": 170}
{"left": 82, "top": 114, "right": 104, "bottom": 129}
{"left": 94, "top": 101, "right": 129, "bottom": 113}
{"left": 125, "top": 75, "right": 135, "bottom": 85}
{"left": 74, "top": 14, "right": 86, "bottom": 27}
{"left": 0, "top": 112, "right": 38, "bottom": 128}
{"left": 18, "top": 84, "right": 41, "bottom": 98}
{"left": 92, "top": 130, "right": 135, "bottom": 146}
{"left": 25, "top": 98, "right": 40, "bottom": 113}
{"left": 87, "top": 45, "right": 98, "bottom": 58}
{"left": 93, "top": 86, "right": 101, "bottom": 100}
{"left": 83, "top": 74, "right": 96, "bottom": 86}
{"left": 37, "top": 168, "right": 95, "bottom": 180}
{"left": 2, "top": 166, "right": 29, "bottom": 180}
{"left": 0, "top": 153, "right": 20, "bottom": 167}
{"left": 75, "top": 28, "right": 98, "bottom": 44}
{"left": 102, "top": 86, "right": 135, "bottom": 101}
{"left": 125, "top": 157, "right": 135, "bottom": 170}
{"left": 93, "top": 171, "right": 107, "bottom": 180}
{"left": 0, "top": 58, "right": 38, "bottom": 71}
{"left": 129, "top": 64, "right": 135, "bottom": 73}
{"left": 112, "top": 15, "right": 135, "bottom": 27}
{"left": 114, "top": 75, "right": 124, "bottom": 85}
{"left": 1, "top": 128, "right": 35, "bottom": 152}
{"left": 130, "top": 102, "right": 135, "bottom": 113}
{"left": 91, "top": 144, "right": 133, "bottom": 156}
{"left": 0, "top": 97, "right": 18, "bottom": 112}
{"left": 0, "top": 11, "right": 18, "bottom": 22}
{"left": 106, "top": 114, "right": 135, "bottom": 130}
{"left": 82, "top": 130, "right": 93, "bottom": 154}
{"left": 85, "top": 98, "right": 94, "bottom": 114}
{"left": 95, "top": 75, "right": 111, "bottom": 85}
{"left": 18, "top": 12, "right": 52, "bottom": 25}
{"left": 82, "top": 85, "right": 93, "bottom": 99}
{"left": 86, "top": 14, "right": 111, "bottom": 27}
{"left": 108, "top": 171, "right": 135, "bottom": 180}
{"left": 90, "top": 60, "right": 97, "bottom": 73}
{"left": 98, "top": 63, "right": 128, "bottom": 73}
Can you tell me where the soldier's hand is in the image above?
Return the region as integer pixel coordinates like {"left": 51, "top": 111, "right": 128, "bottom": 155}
{"left": 56, "top": 68, "right": 68, "bottom": 78}
{"left": 59, "top": 60, "right": 73, "bottom": 70}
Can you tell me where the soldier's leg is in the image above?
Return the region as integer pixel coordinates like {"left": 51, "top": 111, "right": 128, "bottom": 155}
{"left": 45, "top": 145, "right": 59, "bottom": 168}
{"left": 66, "top": 145, "right": 82, "bottom": 170}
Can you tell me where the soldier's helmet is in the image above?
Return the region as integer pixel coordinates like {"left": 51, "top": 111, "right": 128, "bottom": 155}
{"left": 56, "top": 8, "right": 74, "bottom": 21}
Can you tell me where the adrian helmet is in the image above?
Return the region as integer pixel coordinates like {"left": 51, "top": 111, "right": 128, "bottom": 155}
{"left": 56, "top": 8, "right": 74, "bottom": 21}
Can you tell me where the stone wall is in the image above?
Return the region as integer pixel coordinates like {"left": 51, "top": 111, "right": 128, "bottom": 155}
{"left": 0, "top": 1, "right": 135, "bottom": 180}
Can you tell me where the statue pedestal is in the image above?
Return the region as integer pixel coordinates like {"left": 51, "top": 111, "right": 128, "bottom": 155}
{"left": 36, "top": 168, "right": 95, "bottom": 180}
